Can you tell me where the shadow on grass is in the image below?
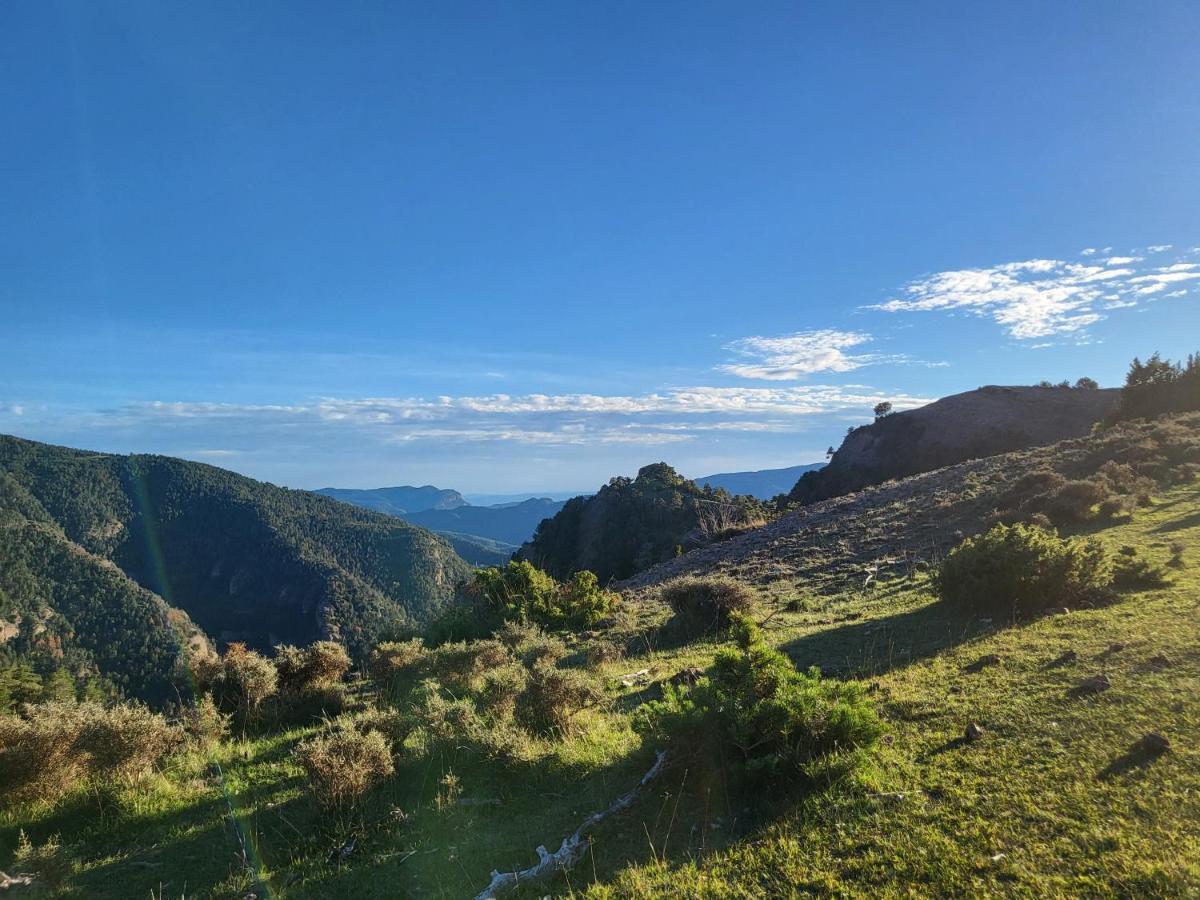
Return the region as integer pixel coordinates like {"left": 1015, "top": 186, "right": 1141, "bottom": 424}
{"left": 1151, "top": 509, "right": 1200, "bottom": 534}
{"left": 1098, "top": 744, "right": 1168, "bottom": 780}
{"left": 780, "top": 598, "right": 991, "bottom": 678}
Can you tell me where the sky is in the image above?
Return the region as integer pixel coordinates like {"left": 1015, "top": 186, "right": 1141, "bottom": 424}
{"left": 2, "top": 1, "right": 1198, "bottom": 493}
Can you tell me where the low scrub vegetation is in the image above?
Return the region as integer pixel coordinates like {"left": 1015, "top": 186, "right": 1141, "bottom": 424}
{"left": 467, "top": 560, "right": 619, "bottom": 630}
{"left": 366, "top": 622, "right": 602, "bottom": 759}
{"left": 194, "top": 642, "right": 278, "bottom": 725}
{"left": 0, "top": 700, "right": 181, "bottom": 804}
{"left": 637, "top": 616, "right": 880, "bottom": 779}
{"left": 936, "top": 523, "right": 1112, "bottom": 618}
{"left": 661, "top": 575, "right": 756, "bottom": 633}
{"left": 294, "top": 723, "right": 394, "bottom": 813}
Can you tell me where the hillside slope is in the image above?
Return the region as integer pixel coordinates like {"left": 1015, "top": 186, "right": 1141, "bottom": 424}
{"left": 7, "top": 415, "right": 1196, "bottom": 897}
{"left": 0, "top": 474, "right": 205, "bottom": 704}
{"left": 0, "top": 435, "right": 471, "bottom": 661}
{"left": 789, "top": 384, "right": 1119, "bottom": 505}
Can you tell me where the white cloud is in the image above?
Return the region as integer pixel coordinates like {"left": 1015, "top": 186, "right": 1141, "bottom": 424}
{"left": 870, "top": 250, "right": 1197, "bottom": 340}
{"left": 1147, "top": 244, "right": 1173, "bottom": 253}
{"left": 83, "top": 384, "right": 933, "bottom": 449}
{"left": 1080, "top": 248, "right": 1097, "bottom": 256}
{"left": 719, "top": 329, "right": 906, "bottom": 380}
{"left": 0, "top": 402, "right": 25, "bottom": 416}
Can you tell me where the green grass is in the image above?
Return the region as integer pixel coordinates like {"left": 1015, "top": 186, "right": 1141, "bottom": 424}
{"left": 4, "top": 482, "right": 1199, "bottom": 897}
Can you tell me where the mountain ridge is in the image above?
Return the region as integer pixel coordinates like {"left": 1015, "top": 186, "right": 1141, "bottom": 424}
{"left": 0, "top": 435, "right": 471, "bottom": 678}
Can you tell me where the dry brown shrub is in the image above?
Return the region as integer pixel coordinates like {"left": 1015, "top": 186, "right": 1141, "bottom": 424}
{"left": 661, "top": 575, "right": 756, "bottom": 632}
{"left": 294, "top": 726, "right": 393, "bottom": 813}
{"left": 516, "top": 663, "right": 602, "bottom": 736}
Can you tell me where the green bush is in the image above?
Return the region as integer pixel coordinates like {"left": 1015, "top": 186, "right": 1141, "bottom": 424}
{"left": 468, "top": 561, "right": 618, "bottom": 630}
{"left": 1044, "top": 479, "right": 1111, "bottom": 525}
{"left": 12, "top": 830, "right": 75, "bottom": 894}
{"left": 661, "top": 575, "right": 756, "bottom": 632}
{"left": 935, "top": 523, "right": 1112, "bottom": 617}
{"left": 636, "top": 617, "right": 879, "bottom": 777}
{"left": 294, "top": 724, "right": 394, "bottom": 813}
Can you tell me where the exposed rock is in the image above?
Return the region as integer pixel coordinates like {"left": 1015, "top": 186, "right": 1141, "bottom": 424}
{"left": 1075, "top": 674, "right": 1111, "bottom": 695}
{"left": 965, "top": 722, "right": 985, "bottom": 742}
{"left": 965, "top": 653, "right": 1001, "bottom": 673}
{"left": 1139, "top": 732, "right": 1171, "bottom": 754}
{"left": 788, "top": 385, "right": 1120, "bottom": 505}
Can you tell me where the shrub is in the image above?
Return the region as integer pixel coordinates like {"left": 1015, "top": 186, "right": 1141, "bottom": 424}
{"left": 1168, "top": 540, "right": 1186, "bottom": 568}
{"left": 368, "top": 639, "right": 428, "bottom": 690}
{"left": 12, "top": 830, "right": 75, "bottom": 894}
{"left": 1045, "top": 479, "right": 1111, "bottom": 525}
{"left": 275, "top": 641, "right": 351, "bottom": 694}
{"left": 0, "top": 701, "right": 88, "bottom": 803}
{"left": 661, "top": 576, "right": 756, "bottom": 632}
{"left": 0, "top": 701, "right": 181, "bottom": 803}
{"left": 76, "top": 701, "right": 183, "bottom": 779}
{"left": 182, "top": 693, "right": 230, "bottom": 750}
{"left": 935, "top": 523, "right": 1112, "bottom": 618}
{"left": 477, "top": 663, "right": 529, "bottom": 721}
{"left": 636, "top": 617, "right": 879, "bottom": 777}
{"left": 516, "top": 663, "right": 603, "bottom": 736}
{"left": 1002, "top": 469, "right": 1066, "bottom": 508}
{"left": 468, "top": 561, "right": 618, "bottom": 631}
{"left": 425, "top": 639, "right": 513, "bottom": 694}
{"left": 209, "top": 643, "right": 278, "bottom": 723}
{"left": 586, "top": 638, "right": 625, "bottom": 667}
{"left": 294, "top": 725, "right": 393, "bottom": 813}
{"left": 496, "top": 621, "right": 568, "bottom": 668}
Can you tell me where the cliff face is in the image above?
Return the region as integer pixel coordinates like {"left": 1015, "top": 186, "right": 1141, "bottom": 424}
{"left": 788, "top": 385, "right": 1120, "bottom": 505}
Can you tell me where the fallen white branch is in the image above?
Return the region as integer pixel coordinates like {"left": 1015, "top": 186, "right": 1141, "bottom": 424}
{"left": 474, "top": 749, "right": 669, "bottom": 900}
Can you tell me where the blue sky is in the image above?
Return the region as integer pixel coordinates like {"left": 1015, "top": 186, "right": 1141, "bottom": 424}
{"left": 2, "top": 1, "right": 1198, "bottom": 493}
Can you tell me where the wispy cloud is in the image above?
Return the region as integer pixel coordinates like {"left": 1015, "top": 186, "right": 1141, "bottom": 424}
{"left": 869, "top": 252, "right": 1198, "bottom": 340}
{"left": 77, "top": 385, "right": 933, "bottom": 448}
{"left": 719, "top": 329, "right": 906, "bottom": 380}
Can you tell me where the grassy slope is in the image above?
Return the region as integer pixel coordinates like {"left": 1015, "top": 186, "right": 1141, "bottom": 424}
{"left": 2, "top": 483, "right": 1197, "bottom": 898}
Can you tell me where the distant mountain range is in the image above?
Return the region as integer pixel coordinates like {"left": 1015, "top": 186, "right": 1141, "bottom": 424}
{"left": 692, "top": 463, "right": 825, "bottom": 499}
{"left": 316, "top": 487, "right": 569, "bottom": 562}
{"left": 314, "top": 485, "right": 466, "bottom": 515}
{"left": 319, "top": 465, "right": 829, "bottom": 556}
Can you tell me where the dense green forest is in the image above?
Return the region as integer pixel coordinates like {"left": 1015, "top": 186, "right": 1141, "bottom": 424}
{"left": 518, "top": 462, "right": 765, "bottom": 583}
{"left": 0, "top": 436, "right": 471, "bottom": 701}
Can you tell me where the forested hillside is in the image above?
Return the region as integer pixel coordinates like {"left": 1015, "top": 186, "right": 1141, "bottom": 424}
{"left": 0, "top": 436, "right": 471, "bottom": 687}
{"left": 1, "top": 473, "right": 203, "bottom": 706}
{"left": 519, "top": 462, "right": 765, "bottom": 583}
